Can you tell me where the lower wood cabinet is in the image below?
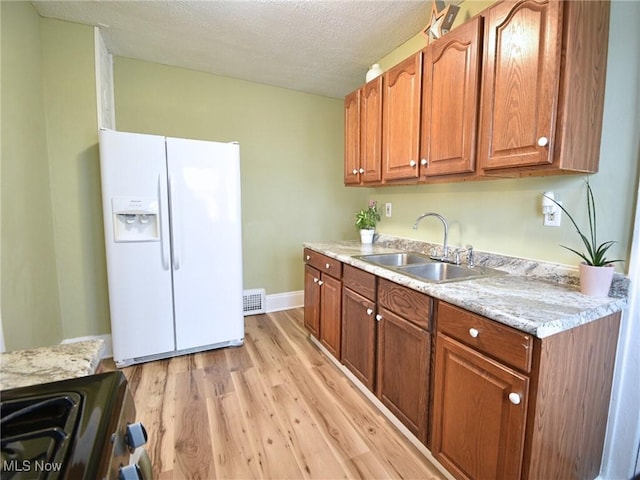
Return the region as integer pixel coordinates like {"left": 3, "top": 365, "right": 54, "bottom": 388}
{"left": 303, "top": 250, "right": 621, "bottom": 480}
{"left": 376, "top": 278, "right": 432, "bottom": 444}
{"left": 303, "top": 264, "right": 321, "bottom": 337}
{"left": 432, "top": 333, "right": 528, "bottom": 480}
{"left": 432, "top": 301, "right": 621, "bottom": 480}
{"left": 303, "top": 249, "right": 342, "bottom": 358}
{"left": 319, "top": 274, "right": 342, "bottom": 358}
{"left": 376, "top": 305, "right": 430, "bottom": 444}
{"left": 341, "top": 287, "right": 376, "bottom": 390}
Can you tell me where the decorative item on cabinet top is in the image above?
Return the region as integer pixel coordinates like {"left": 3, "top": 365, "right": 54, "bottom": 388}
{"left": 365, "top": 64, "right": 383, "bottom": 82}
{"left": 423, "top": 0, "right": 460, "bottom": 41}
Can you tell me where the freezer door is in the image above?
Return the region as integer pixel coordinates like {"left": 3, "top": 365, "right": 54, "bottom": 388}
{"left": 99, "top": 129, "right": 175, "bottom": 363}
{"left": 166, "top": 137, "right": 244, "bottom": 350}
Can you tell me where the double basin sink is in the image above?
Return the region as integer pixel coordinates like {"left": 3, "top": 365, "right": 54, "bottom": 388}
{"left": 353, "top": 252, "right": 504, "bottom": 284}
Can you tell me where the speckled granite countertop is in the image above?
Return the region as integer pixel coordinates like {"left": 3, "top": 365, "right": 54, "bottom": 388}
{"left": 0, "top": 339, "right": 105, "bottom": 390}
{"left": 304, "top": 237, "right": 629, "bottom": 339}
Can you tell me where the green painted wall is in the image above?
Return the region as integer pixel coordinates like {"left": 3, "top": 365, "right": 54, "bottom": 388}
{"left": 1, "top": 2, "right": 62, "bottom": 350}
{"left": 113, "top": 58, "right": 368, "bottom": 294}
{"left": 367, "top": 1, "right": 638, "bottom": 273}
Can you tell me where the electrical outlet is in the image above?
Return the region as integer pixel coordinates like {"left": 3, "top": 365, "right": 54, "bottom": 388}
{"left": 544, "top": 201, "right": 562, "bottom": 227}
{"left": 385, "top": 203, "right": 392, "bottom": 217}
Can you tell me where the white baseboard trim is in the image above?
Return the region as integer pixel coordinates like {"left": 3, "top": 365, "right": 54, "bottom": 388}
{"left": 266, "top": 290, "right": 303, "bottom": 313}
{"left": 61, "top": 334, "right": 113, "bottom": 359}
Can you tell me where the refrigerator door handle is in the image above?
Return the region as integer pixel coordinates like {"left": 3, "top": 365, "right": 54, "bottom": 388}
{"left": 158, "top": 175, "right": 170, "bottom": 270}
{"left": 168, "top": 174, "right": 181, "bottom": 271}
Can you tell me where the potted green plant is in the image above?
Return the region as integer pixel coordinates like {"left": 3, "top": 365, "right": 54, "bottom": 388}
{"left": 544, "top": 180, "right": 623, "bottom": 296}
{"left": 355, "top": 201, "right": 381, "bottom": 244}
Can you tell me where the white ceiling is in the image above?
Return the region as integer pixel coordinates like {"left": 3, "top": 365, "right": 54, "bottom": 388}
{"left": 32, "top": 0, "right": 433, "bottom": 99}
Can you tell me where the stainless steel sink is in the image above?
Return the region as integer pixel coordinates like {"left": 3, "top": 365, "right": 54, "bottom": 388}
{"left": 354, "top": 252, "right": 505, "bottom": 283}
{"left": 396, "top": 262, "right": 502, "bottom": 283}
{"left": 352, "top": 252, "right": 431, "bottom": 267}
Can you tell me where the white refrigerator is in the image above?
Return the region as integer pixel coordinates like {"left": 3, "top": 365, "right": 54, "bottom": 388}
{"left": 99, "top": 129, "right": 244, "bottom": 367}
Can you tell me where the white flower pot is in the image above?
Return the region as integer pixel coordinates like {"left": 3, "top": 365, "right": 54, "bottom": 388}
{"left": 359, "top": 229, "right": 375, "bottom": 245}
{"left": 579, "top": 263, "right": 614, "bottom": 297}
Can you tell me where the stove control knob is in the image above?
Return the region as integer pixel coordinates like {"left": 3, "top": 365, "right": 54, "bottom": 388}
{"left": 126, "top": 422, "right": 148, "bottom": 450}
{"left": 119, "top": 464, "right": 143, "bottom": 480}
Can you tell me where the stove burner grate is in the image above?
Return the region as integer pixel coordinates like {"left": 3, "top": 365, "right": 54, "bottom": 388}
{"left": 1, "top": 393, "right": 82, "bottom": 480}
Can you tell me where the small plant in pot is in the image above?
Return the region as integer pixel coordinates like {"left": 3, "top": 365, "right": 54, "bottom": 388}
{"left": 544, "top": 180, "right": 623, "bottom": 297}
{"left": 355, "top": 201, "right": 381, "bottom": 244}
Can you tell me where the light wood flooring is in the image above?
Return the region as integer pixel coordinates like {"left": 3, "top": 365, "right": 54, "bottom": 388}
{"left": 109, "top": 308, "right": 445, "bottom": 479}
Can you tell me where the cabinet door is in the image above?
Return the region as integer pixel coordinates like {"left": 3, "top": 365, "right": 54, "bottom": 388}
{"left": 304, "top": 265, "right": 321, "bottom": 337}
{"left": 432, "top": 334, "right": 529, "bottom": 480}
{"left": 341, "top": 288, "right": 376, "bottom": 390}
{"left": 479, "top": 0, "right": 562, "bottom": 171}
{"left": 344, "top": 89, "right": 360, "bottom": 184}
{"left": 360, "top": 76, "right": 383, "bottom": 183}
{"left": 376, "top": 306, "right": 430, "bottom": 443}
{"left": 382, "top": 54, "right": 422, "bottom": 181}
{"left": 421, "top": 16, "right": 482, "bottom": 177}
{"left": 320, "top": 274, "right": 342, "bottom": 359}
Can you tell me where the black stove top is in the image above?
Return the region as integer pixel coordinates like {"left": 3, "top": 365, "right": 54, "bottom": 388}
{"left": 1, "top": 372, "right": 128, "bottom": 480}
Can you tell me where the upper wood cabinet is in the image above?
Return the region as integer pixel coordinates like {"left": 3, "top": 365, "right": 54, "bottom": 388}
{"left": 344, "top": 89, "right": 360, "bottom": 185}
{"left": 344, "top": 0, "right": 610, "bottom": 185}
{"left": 382, "top": 54, "right": 423, "bottom": 181}
{"left": 360, "top": 77, "right": 383, "bottom": 183}
{"left": 479, "top": 0, "right": 610, "bottom": 175}
{"left": 344, "top": 77, "right": 383, "bottom": 185}
{"left": 420, "top": 16, "right": 483, "bottom": 177}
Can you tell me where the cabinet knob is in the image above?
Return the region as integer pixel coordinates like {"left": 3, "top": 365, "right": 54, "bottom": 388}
{"left": 306, "top": 255, "right": 310, "bottom": 261}
{"left": 469, "top": 328, "right": 479, "bottom": 338}
{"left": 352, "top": 169, "right": 358, "bottom": 175}
{"left": 359, "top": 168, "right": 365, "bottom": 174}
{"left": 325, "top": 263, "right": 331, "bottom": 269}
{"left": 409, "top": 160, "right": 417, "bottom": 167}
{"left": 420, "top": 158, "right": 428, "bottom": 166}
{"left": 508, "top": 392, "right": 521, "bottom": 405}
{"left": 537, "top": 136, "right": 549, "bottom": 147}
{"left": 318, "top": 280, "right": 324, "bottom": 286}
{"left": 375, "top": 314, "right": 382, "bottom": 322}
{"left": 366, "top": 308, "right": 373, "bottom": 315}
{"left": 313, "top": 277, "right": 319, "bottom": 283}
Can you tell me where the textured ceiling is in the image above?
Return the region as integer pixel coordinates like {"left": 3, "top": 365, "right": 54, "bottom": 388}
{"left": 32, "top": 0, "right": 432, "bottom": 99}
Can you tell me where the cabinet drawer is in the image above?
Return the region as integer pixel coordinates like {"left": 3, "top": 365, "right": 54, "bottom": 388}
{"left": 304, "top": 248, "right": 342, "bottom": 279}
{"left": 438, "top": 302, "right": 532, "bottom": 373}
{"left": 378, "top": 279, "right": 432, "bottom": 331}
{"left": 343, "top": 264, "right": 376, "bottom": 301}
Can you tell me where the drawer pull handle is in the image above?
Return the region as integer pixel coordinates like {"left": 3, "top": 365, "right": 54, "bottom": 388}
{"left": 325, "top": 263, "right": 331, "bottom": 269}
{"left": 508, "top": 393, "right": 521, "bottom": 405}
{"left": 469, "top": 328, "right": 479, "bottom": 338}
{"left": 318, "top": 280, "right": 324, "bottom": 286}
{"left": 375, "top": 314, "right": 382, "bottom": 322}
{"left": 366, "top": 308, "right": 373, "bottom": 315}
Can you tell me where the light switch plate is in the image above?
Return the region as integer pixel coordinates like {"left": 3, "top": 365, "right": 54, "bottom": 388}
{"left": 385, "top": 203, "right": 392, "bottom": 217}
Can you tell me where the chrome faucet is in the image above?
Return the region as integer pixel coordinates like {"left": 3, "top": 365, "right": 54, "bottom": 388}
{"left": 413, "top": 212, "right": 449, "bottom": 260}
